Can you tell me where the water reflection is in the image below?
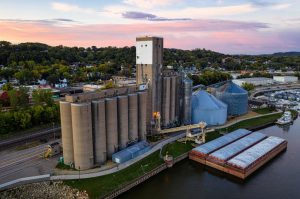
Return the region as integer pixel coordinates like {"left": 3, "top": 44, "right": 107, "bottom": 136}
{"left": 276, "top": 123, "right": 291, "bottom": 132}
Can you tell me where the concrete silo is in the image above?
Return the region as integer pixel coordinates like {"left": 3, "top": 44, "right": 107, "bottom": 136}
{"left": 92, "top": 100, "right": 107, "bottom": 165}
{"left": 117, "top": 96, "right": 129, "bottom": 150}
{"left": 162, "top": 77, "right": 171, "bottom": 127}
{"left": 191, "top": 90, "right": 227, "bottom": 126}
{"left": 182, "top": 77, "right": 192, "bottom": 125}
{"left": 60, "top": 101, "right": 74, "bottom": 165}
{"left": 170, "top": 76, "right": 176, "bottom": 123}
{"left": 128, "top": 93, "right": 138, "bottom": 142}
{"left": 175, "top": 75, "right": 182, "bottom": 122}
{"left": 216, "top": 81, "right": 248, "bottom": 116}
{"left": 71, "top": 103, "right": 94, "bottom": 170}
{"left": 105, "top": 98, "right": 119, "bottom": 158}
{"left": 138, "top": 92, "right": 147, "bottom": 141}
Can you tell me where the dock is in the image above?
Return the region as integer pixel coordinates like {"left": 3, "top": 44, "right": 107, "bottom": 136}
{"left": 189, "top": 129, "right": 287, "bottom": 179}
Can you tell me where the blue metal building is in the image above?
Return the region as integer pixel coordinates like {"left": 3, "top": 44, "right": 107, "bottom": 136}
{"left": 112, "top": 141, "right": 151, "bottom": 164}
{"left": 191, "top": 90, "right": 227, "bottom": 126}
{"left": 215, "top": 81, "right": 248, "bottom": 116}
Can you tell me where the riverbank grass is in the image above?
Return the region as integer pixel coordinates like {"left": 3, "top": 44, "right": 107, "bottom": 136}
{"left": 206, "top": 112, "right": 282, "bottom": 142}
{"left": 65, "top": 141, "right": 193, "bottom": 199}
{"left": 253, "top": 107, "right": 276, "bottom": 114}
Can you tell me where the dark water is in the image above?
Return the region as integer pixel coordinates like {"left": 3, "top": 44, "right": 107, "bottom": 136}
{"left": 119, "top": 117, "right": 300, "bottom": 199}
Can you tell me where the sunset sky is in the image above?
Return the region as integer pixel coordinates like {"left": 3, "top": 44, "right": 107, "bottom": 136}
{"left": 0, "top": 0, "right": 299, "bottom": 54}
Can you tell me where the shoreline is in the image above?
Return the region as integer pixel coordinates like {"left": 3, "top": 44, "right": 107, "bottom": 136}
{"left": 1, "top": 111, "right": 296, "bottom": 198}
{"left": 100, "top": 116, "right": 286, "bottom": 199}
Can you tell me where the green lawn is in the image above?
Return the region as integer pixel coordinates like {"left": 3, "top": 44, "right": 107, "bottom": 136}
{"left": 205, "top": 112, "right": 282, "bottom": 142}
{"left": 206, "top": 131, "right": 223, "bottom": 142}
{"left": 290, "top": 110, "right": 298, "bottom": 118}
{"left": 226, "top": 113, "right": 281, "bottom": 132}
{"left": 65, "top": 151, "right": 163, "bottom": 199}
{"left": 64, "top": 141, "right": 193, "bottom": 199}
{"left": 253, "top": 107, "right": 276, "bottom": 114}
{"left": 161, "top": 141, "right": 194, "bottom": 158}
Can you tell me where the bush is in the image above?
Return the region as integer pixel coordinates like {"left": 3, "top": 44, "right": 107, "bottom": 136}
{"left": 0, "top": 104, "right": 59, "bottom": 136}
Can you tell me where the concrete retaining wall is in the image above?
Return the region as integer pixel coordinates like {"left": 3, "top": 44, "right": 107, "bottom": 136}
{"left": 0, "top": 174, "right": 50, "bottom": 191}
{"left": 103, "top": 152, "right": 189, "bottom": 199}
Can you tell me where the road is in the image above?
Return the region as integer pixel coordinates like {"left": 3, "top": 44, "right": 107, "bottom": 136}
{"left": 250, "top": 83, "right": 300, "bottom": 99}
{"left": 0, "top": 140, "right": 59, "bottom": 184}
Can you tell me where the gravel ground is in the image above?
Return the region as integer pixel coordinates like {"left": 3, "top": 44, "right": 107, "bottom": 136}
{"left": 0, "top": 181, "right": 88, "bottom": 199}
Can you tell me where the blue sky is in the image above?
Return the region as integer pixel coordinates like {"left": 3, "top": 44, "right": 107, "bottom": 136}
{"left": 0, "top": 0, "right": 299, "bottom": 54}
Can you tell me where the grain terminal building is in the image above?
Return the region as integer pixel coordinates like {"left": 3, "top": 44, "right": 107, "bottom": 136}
{"left": 60, "top": 36, "right": 192, "bottom": 170}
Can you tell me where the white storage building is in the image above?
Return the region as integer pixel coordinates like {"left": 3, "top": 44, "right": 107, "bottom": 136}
{"left": 273, "top": 76, "right": 298, "bottom": 83}
{"left": 232, "top": 78, "right": 274, "bottom": 86}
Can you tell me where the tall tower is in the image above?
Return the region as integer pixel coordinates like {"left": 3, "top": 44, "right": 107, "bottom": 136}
{"left": 136, "top": 36, "right": 163, "bottom": 131}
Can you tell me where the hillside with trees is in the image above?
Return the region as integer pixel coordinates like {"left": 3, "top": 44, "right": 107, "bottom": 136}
{"left": 0, "top": 41, "right": 300, "bottom": 86}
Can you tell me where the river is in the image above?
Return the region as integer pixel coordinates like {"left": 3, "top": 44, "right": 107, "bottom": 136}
{"left": 119, "top": 117, "right": 300, "bottom": 199}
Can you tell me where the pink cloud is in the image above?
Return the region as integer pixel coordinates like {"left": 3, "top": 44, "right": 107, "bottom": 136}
{"left": 0, "top": 19, "right": 298, "bottom": 54}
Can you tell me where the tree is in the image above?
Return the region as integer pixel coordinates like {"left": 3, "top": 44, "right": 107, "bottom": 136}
{"left": 32, "top": 89, "right": 53, "bottom": 105}
{"left": 8, "top": 89, "right": 19, "bottom": 108}
{"left": 14, "top": 111, "right": 32, "bottom": 129}
{"left": 0, "top": 68, "right": 15, "bottom": 81}
{"left": 102, "top": 81, "right": 116, "bottom": 89}
{"left": 242, "top": 82, "right": 255, "bottom": 91}
{"left": 31, "top": 105, "right": 44, "bottom": 125}
{"left": 47, "top": 73, "right": 60, "bottom": 86}
{"left": 8, "top": 87, "right": 29, "bottom": 108}
{"left": 2, "top": 83, "right": 13, "bottom": 91}
{"left": 14, "top": 69, "right": 36, "bottom": 84}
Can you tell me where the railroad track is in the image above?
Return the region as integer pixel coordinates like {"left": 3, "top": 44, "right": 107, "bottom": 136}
{"left": 0, "top": 127, "right": 61, "bottom": 150}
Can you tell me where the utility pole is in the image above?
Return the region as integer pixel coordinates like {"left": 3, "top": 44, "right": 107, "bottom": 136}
{"left": 52, "top": 122, "right": 55, "bottom": 140}
{"left": 78, "top": 166, "right": 81, "bottom": 180}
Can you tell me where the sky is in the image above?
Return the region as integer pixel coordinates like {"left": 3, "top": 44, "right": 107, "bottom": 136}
{"left": 0, "top": 0, "right": 299, "bottom": 54}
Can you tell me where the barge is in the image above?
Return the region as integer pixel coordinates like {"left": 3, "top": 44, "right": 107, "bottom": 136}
{"left": 189, "top": 130, "right": 287, "bottom": 179}
{"left": 189, "top": 129, "right": 251, "bottom": 164}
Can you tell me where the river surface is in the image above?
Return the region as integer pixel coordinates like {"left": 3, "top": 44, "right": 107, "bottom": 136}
{"left": 119, "top": 117, "right": 300, "bottom": 199}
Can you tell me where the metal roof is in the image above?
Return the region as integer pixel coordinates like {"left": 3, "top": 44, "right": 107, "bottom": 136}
{"left": 208, "top": 132, "right": 267, "bottom": 161}
{"left": 227, "top": 136, "right": 285, "bottom": 169}
{"left": 217, "top": 81, "right": 248, "bottom": 94}
{"left": 191, "top": 90, "right": 228, "bottom": 125}
{"left": 192, "top": 90, "right": 227, "bottom": 110}
{"left": 112, "top": 141, "right": 150, "bottom": 164}
{"left": 192, "top": 129, "right": 251, "bottom": 155}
